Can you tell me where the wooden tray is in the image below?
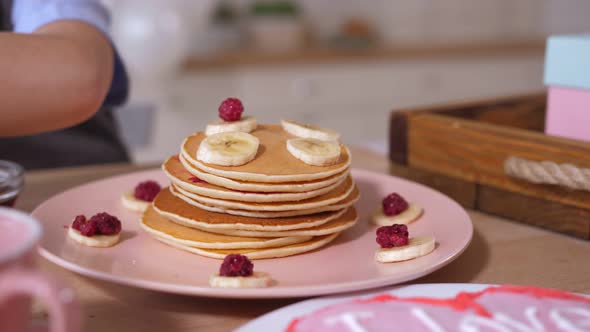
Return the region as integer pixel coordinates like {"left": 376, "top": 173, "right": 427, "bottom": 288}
{"left": 389, "top": 93, "right": 590, "bottom": 239}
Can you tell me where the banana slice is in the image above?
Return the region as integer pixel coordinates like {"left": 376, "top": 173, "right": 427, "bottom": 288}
{"left": 197, "top": 132, "right": 260, "bottom": 166}
{"left": 209, "top": 272, "right": 272, "bottom": 288}
{"left": 286, "top": 138, "right": 341, "bottom": 166}
{"left": 121, "top": 191, "right": 150, "bottom": 212}
{"left": 371, "top": 203, "right": 423, "bottom": 226}
{"left": 375, "top": 236, "right": 436, "bottom": 263}
{"left": 68, "top": 227, "right": 120, "bottom": 248}
{"left": 281, "top": 119, "right": 340, "bottom": 141}
{"left": 205, "top": 116, "right": 257, "bottom": 136}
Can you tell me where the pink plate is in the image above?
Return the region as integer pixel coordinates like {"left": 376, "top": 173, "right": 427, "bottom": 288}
{"left": 34, "top": 168, "right": 472, "bottom": 299}
{"left": 236, "top": 284, "right": 493, "bottom": 331}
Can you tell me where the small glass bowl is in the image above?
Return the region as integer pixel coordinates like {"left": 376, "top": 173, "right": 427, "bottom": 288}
{"left": 0, "top": 160, "right": 24, "bottom": 207}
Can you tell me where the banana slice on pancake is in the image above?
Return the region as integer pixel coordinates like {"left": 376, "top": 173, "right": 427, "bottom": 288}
{"left": 205, "top": 116, "right": 257, "bottom": 136}
{"left": 209, "top": 272, "right": 272, "bottom": 288}
{"left": 375, "top": 236, "right": 436, "bottom": 263}
{"left": 281, "top": 119, "right": 340, "bottom": 141}
{"left": 287, "top": 138, "right": 341, "bottom": 166}
{"left": 197, "top": 132, "right": 259, "bottom": 166}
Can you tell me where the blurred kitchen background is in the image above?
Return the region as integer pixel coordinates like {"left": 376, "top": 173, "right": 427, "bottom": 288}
{"left": 103, "top": 0, "right": 590, "bottom": 164}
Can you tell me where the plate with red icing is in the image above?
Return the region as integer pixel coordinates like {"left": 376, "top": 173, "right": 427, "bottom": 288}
{"left": 237, "top": 283, "right": 590, "bottom": 331}
{"left": 34, "top": 168, "right": 472, "bottom": 298}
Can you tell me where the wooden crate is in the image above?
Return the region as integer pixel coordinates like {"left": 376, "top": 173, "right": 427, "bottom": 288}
{"left": 389, "top": 93, "right": 590, "bottom": 239}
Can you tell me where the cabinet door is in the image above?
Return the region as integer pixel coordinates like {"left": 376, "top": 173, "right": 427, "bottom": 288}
{"left": 236, "top": 63, "right": 425, "bottom": 109}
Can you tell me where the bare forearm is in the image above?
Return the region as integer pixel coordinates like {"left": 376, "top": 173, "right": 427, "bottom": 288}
{"left": 0, "top": 21, "right": 114, "bottom": 137}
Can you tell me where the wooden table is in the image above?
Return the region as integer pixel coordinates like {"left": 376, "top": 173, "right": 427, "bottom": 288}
{"left": 18, "top": 147, "right": 590, "bottom": 332}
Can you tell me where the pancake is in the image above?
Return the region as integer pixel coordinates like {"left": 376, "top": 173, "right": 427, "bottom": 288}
{"left": 172, "top": 175, "right": 355, "bottom": 212}
{"left": 153, "top": 187, "right": 348, "bottom": 231}
{"left": 140, "top": 206, "right": 312, "bottom": 249}
{"left": 202, "top": 207, "right": 358, "bottom": 238}
{"left": 178, "top": 153, "right": 349, "bottom": 193}
{"left": 150, "top": 232, "right": 340, "bottom": 260}
{"left": 163, "top": 156, "right": 347, "bottom": 202}
{"left": 181, "top": 124, "right": 351, "bottom": 183}
{"left": 169, "top": 184, "right": 360, "bottom": 218}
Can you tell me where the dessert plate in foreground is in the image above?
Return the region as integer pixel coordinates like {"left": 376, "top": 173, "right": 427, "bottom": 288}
{"left": 237, "top": 283, "right": 590, "bottom": 331}
{"left": 34, "top": 169, "right": 472, "bottom": 298}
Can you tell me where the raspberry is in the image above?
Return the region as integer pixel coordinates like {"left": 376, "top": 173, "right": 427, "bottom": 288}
{"left": 134, "top": 180, "right": 161, "bottom": 202}
{"left": 90, "top": 212, "right": 122, "bottom": 236}
{"left": 79, "top": 219, "right": 98, "bottom": 237}
{"left": 218, "top": 98, "right": 244, "bottom": 122}
{"left": 376, "top": 224, "right": 409, "bottom": 248}
{"left": 71, "top": 215, "right": 86, "bottom": 231}
{"left": 219, "top": 254, "right": 253, "bottom": 277}
{"left": 382, "top": 193, "right": 409, "bottom": 216}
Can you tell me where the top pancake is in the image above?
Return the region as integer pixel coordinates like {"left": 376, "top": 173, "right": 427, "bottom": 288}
{"left": 181, "top": 124, "right": 351, "bottom": 183}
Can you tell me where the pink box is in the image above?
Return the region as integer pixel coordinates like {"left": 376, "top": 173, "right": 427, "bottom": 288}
{"left": 545, "top": 86, "right": 590, "bottom": 142}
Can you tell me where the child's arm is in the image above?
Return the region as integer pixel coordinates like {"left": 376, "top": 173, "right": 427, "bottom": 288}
{"left": 0, "top": 20, "right": 114, "bottom": 137}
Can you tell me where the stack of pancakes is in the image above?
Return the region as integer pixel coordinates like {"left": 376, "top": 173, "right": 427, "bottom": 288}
{"left": 140, "top": 124, "right": 359, "bottom": 259}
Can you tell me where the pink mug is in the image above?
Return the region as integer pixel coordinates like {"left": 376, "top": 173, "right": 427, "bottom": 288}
{"left": 0, "top": 207, "right": 79, "bottom": 332}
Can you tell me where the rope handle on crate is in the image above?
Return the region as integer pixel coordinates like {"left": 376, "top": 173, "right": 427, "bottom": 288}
{"left": 504, "top": 156, "right": 590, "bottom": 192}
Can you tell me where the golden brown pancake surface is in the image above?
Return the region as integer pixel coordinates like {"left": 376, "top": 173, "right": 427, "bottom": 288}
{"left": 182, "top": 125, "right": 350, "bottom": 177}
